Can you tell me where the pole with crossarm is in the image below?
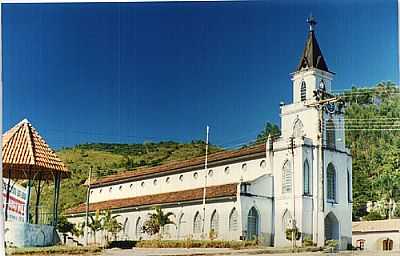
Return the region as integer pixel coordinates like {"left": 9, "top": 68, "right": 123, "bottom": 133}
{"left": 201, "top": 126, "right": 209, "bottom": 239}
{"left": 0, "top": 3, "right": 5, "bottom": 255}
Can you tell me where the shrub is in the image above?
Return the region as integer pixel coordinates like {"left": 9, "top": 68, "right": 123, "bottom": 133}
{"left": 136, "top": 239, "right": 258, "bottom": 249}
{"left": 285, "top": 227, "right": 301, "bottom": 241}
{"left": 106, "top": 240, "right": 137, "bottom": 249}
{"left": 325, "top": 240, "right": 339, "bottom": 252}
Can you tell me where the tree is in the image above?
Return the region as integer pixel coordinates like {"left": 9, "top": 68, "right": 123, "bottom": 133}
{"left": 102, "top": 210, "right": 122, "bottom": 242}
{"left": 72, "top": 222, "right": 86, "bottom": 239}
{"left": 142, "top": 207, "right": 175, "bottom": 239}
{"left": 57, "top": 215, "right": 75, "bottom": 244}
{"left": 88, "top": 210, "right": 104, "bottom": 244}
{"left": 255, "top": 122, "right": 280, "bottom": 144}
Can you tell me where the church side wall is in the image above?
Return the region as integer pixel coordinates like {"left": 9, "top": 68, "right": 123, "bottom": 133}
{"left": 68, "top": 199, "right": 241, "bottom": 245}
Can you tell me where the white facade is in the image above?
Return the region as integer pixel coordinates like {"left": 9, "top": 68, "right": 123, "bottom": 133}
{"left": 67, "top": 22, "right": 352, "bottom": 249}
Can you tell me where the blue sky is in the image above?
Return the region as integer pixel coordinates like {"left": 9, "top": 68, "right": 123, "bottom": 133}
{"left": 2, "top": 1, "right": 399, "bottom": 149}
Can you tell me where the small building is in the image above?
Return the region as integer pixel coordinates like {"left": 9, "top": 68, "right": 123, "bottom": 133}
{"left": 352, "top": 220, "right": 400, "bottom": 251}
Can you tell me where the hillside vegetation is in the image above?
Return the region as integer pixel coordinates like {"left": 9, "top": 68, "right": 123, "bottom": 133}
{"left": 32, "top": 141, "right": 221, "bottom": 216}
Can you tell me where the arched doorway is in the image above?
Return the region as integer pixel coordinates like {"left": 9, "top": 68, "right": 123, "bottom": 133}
{"left": 324, "top": 212, "right": 339, "bottom": 241}
{"left": 247, "top": 207, "right": 259, "bottom": 240}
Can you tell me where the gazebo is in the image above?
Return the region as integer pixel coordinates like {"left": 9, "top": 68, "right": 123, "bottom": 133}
{"left": 2, "top": 119, "right": 70, "bottom": 246}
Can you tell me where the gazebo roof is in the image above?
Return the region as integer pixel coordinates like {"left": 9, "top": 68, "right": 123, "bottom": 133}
{"left": 2, "top": 119, "right": 70, "bottom": 180}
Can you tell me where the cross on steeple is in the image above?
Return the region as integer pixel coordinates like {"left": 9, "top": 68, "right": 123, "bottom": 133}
{"left": 307, "top": 14, "right": 317, "bottom": 32}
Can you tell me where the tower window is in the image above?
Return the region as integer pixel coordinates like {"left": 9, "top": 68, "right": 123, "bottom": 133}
{"left": 327, "top": 163, "right": 336, "bottom": 202}
{"left": 326, "top": 119, "right": 336, "bottom": 149}
{"left": 301, "top": 81, "right": 307, "bottom": 101}
{"left": 303, "top": 160, "right": 311, "bottom": 195}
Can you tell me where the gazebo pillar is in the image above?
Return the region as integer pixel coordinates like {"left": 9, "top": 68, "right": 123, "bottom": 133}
{"left": 52, "top": 172, "right": 61, "bottom": 226}
{"left": 25, "top": 177, "right": 32, "bottom": 223}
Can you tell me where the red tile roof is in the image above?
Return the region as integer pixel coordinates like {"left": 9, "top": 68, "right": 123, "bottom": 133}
{"left": 66, "top": 183, "right": 237, "bottom": 215}
{"left": 91, "top": 143, "right": 265, "bottom": 187}
{"left": 3, "top": 119, "right": 69, "bottom": 179}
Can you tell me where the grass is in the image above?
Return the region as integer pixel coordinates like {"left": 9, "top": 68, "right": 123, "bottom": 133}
{"left": 6, "top": 245, "right": 102, "bottom": 255}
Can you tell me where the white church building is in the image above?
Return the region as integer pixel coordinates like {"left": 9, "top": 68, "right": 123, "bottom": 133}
{"left": 67, "top": 18, "right": 352, "bottom": 249}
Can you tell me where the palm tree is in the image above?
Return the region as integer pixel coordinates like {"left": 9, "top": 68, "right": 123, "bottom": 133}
{"left": 102, "top": 210, "right": 122, "bottom": 242}
{"left": 142, "top": 207, "right": 175, "bottom": 239}
{"left": 88, "top": 210, "right": 103, "bottom": 244}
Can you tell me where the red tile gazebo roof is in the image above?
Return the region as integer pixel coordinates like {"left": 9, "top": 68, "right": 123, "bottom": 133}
{"left": 2, "top": 119, "right": 69, "bottom": 180}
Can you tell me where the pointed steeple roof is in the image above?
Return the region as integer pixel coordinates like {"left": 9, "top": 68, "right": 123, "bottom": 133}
{"left": 2, "top": 119, "right": 69, "bottom": 179}
{"left": 296, "top": 15, "right": 331, "bottom": 73}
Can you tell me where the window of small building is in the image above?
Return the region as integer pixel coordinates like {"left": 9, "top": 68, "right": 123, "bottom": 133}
{"left": 242, "top": 163, "right": 247, "bottom": 172}
{"left": 119, "top": 185, "right": 123, "bottom": 191}
{"left": 141, "top": 182, "right": 145, "bottom": 188}
{"left": 193, "top": 172, "right": 198, "bottom": 179}
{"left": 153, "top": 179, "right": 157, "bottom": 186}
{"left": 179, "top": 175, "right": 184, "bottom": 182}
{"left": 130, "top": 183, "right": 134, "bottom": 189}
{"left": 109, "top": 187, "right": 113, "bottom": 192}
{"left": 208, "top": 169, "right": 214, "bottom": 177}
{"left": 165, "top": 177, "right": 171, "bottom": 184}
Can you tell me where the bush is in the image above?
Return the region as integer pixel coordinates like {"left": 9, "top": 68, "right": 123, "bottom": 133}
{"left": 363, "top": 210, "right": 385, "bottom": 221}
{"left": 106, "top": 240, "right": 137, "bottom": 249}
{"left": 136, "top": 239, "right": 258, "bottom": 249}
{"left": 325, "top": 240, "right": 339, "bottom": 252}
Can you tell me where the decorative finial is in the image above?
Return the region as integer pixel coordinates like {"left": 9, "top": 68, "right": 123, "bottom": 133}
{"left": 307, "top": 14, "right": 317, "bottom": 32}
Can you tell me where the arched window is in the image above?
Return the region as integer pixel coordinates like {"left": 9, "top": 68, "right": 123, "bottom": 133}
{"left": 293, "top": 119, "right": 304, "bottom": 137}
{"left": 282, "top": 209, "right": 292, "bottom": 232}
{"left": 282, "top": 160, "right": 292, "bottom": 193}
{"left": 247, "top": 207, "right": 259, "bottom": 240}
{"left": 347, "top": 170, "right": 352, "bottom": 202}
{"left": 210, "top": 210, "right": 219, "bottom": 236}
{"left": 303, "top": 160, "right": 311, "bottom": 195}
{"left": 135, "top": 217, "right": 143, "bottom": 238}
{"left": 327, "top": 163, "right": 336, "bottom": 202}
{"left": 122, "top": 217, "right": 129, "bottom": 239}
{"left": 301, "top": 81, "right": 306, "bottom": 101}
{"left": 193, "top": 211, "right": 202, "bottom": 234}
{"left": 229, "top": 208, "right": 239, "bottom": 231}
{"left": 177, "top": 214, "right": 184, "bottom": 239}
{"left": 326, "top": 119, "right": 336, "bottom": 148}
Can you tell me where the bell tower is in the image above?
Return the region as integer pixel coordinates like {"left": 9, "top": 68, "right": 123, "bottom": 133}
{"left": 291, "top": 15, "right": 334, "bottom": 104}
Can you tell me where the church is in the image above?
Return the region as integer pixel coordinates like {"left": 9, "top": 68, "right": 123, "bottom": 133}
{"left": 67, "top": 17, "right": 352, "bottom": 249}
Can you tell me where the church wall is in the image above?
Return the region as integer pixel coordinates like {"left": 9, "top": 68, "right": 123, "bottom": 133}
{"left": 68, "top": 199, "right": 241, "bottom": 245}
{"left": 89, "top": 157, "right": 270, "bottom": 204}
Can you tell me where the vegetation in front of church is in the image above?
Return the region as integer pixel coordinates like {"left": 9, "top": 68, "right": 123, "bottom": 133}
{"left": 136, "top": 239, "right": 259, "bottom": 249}
{"left": 6, "top": 245, "right": 102, "bottom": 255}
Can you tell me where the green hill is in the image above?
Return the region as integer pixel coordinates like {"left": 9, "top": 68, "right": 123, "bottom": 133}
{"left": 31, "top": 141, "right": 221, "bottom": 217}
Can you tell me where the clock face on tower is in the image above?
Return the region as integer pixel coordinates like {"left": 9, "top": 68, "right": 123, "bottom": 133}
{"left": 319, "top": 80, "right": 326, "bottom": 90}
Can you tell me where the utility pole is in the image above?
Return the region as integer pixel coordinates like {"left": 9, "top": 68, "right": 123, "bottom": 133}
{"left": 0, "top": 4, "right": 4, "bottom": 255}
{"left": 307, "top": 88, "right": 345, "bottom": 245}
{"left": 85, "top": 166, "right": 93, "bottom": 246}
{"left": 289, "top": 136, "right": 296, "bottom": 250}
{"left": 202, "top": 126, "right": 209, "bottom": 239}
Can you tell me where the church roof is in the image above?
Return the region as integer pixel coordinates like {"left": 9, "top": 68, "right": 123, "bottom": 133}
{"left": 90, "top": 143, "right": 266, "bottom": 187}
{"left": 66, "top": 183, "right": 237, "bottom": 215}
{"left": 296, "top": 20, "right": 330, "bottom": 73}
{"left": 2, "top": 119, "right": 69, "bottom": 180}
